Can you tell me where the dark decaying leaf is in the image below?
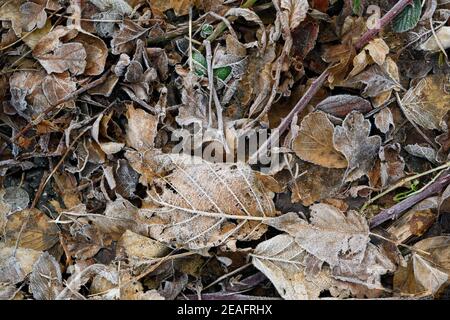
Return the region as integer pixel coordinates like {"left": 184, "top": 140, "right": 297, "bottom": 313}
{"left": 316, "top": 95, "right": 372, "bottom": 118}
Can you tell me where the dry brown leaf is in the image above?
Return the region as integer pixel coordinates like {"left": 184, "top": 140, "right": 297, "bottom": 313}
{"left": 333, "top": 112, "right": 381, "bottom": 182}
{"left": 4, "top": 209, "right": 59, "bottom": 251}
{"left": 0, "top": 1, "right": 24, "bottom": 36}
{"left": 292, "top": 111, "right": 347, "bottom": 169}
{"left": 34, "top": 39, "right": 87, "bottom": 75}
{"left": 349, "top": 38, "right": 390, "bottom": 77}
{"left": 394, "top": 236, "right": 450, "bottom": 296}
{"left": 374, "top": 107, "right": 394, "bottom": 134}
{"left": 20, "top": 0, "right": 47, "bottom": 32}
{"left": 125, "top": 104, "right": 158, "bottom": 151}
{"left": 387, "top": 197, "right": 438, "bottom": 244}
{"left": 401, "top": 74, "right": 450, "bottom": 130}
{"left": 126, "top": 151, "right": 277, "bottom": 250}
{"left": 280, "top": 0, "right": 309, "bottom": 30}
{"left": 379, "top": 143, "right": 405, "bottom": 187}
{"left": 118, "top": 230, "right": 169, "bottom": 260}
{"left": 290, "top": 161, "right": 345, "bottom": 206}
{"left": 111, "top": 19, "right": 149, "bottom": 55}
{"left": 149, "top": 0, "right": 202, "bottom": 16}
{"left": 252, "top": 233, "right": 387, "bottom": 299}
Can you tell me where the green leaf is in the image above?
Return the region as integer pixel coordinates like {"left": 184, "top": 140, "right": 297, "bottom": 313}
{"left": 392, "top": 0, "right": 422, "bottom": 33}
{"left": 213, "top": 66, "right": 232, "bottom": 81}
{"left": 192, "top": 51, "right": 207, "bottom": 76}
{"left": 352, "top": 0, "right": 363, "bottom": 16}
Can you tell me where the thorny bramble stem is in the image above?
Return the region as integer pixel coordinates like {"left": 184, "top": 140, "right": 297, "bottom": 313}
{"left": 369, "top": 172, "right": 450, "bottom": 229}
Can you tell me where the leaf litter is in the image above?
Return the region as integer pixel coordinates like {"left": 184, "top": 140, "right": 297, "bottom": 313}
{"left": 0, "top": 0, "right": 450, "bottom": 301}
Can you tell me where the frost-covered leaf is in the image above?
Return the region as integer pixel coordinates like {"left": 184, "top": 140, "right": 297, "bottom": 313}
{"left": 333, "top": 112, "right": 381, "bottom": 182}
{"left": 111, "top": 19, "right": 149, "bottom": 55}
{"left": 401, "top": 74, "right": 450, "bottom": 130}
{"left": 126, "top": 151, "right": 278, "bottom": 250}
{"left": 395, "top": 236, "right": 450, "bottom": 296}
{"left": 374, "top": 107, "right": 394, "bottom": 134}
{"left": 30, "top": 252, "right": 63, "bottom": 300}
{"left": 316, "top": 95, "right": 372, "bottom": 118}
{"left": 268, "top": 204, "right": 369, "bottom": 267}
{"left": 404, "top": 144, "right": 438, "bottom": 164}
{"left": 20, "top": 0, "right": 47, "bottom": 32}
{"left": 252, "top": 234, "right": 336, "bottom": 299}
{"left": 379, "top": 143, "right": 405, "bottom": 187}
{"left": 292, "top": 111, "right": 347, "bottom": 169}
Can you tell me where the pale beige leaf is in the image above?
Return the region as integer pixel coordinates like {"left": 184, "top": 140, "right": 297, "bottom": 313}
{"left": 292, "top": 111, "right": 347, "bottom": 169}
{"left": 420, "top": 26, "right": 450, "bottom": 52}
{"left": 412, "top": 255, "right": 448, "bottom": 295}
{"left": 374, "top": 107, "right": 394, "bottom": 134}
{"left": 118, "top": 230, "right": 169, "bottom": 260}
{"left": 252, "top": 234, "right": 333, "bottom": 299}
{"left": 125, "top": 104, "right": 158, "bottom": 151}
{"left": 280, "top": 0, "right": 309, "bottom": 30}
{"left": 0, "top": 244, "right": 42, "bottom": 284}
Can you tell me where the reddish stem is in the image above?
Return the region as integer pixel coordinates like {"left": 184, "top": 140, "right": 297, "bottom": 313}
{"left": 369, "top": 172, "right": 450, "bottom": 229}
{"left": 355, "top": 0, "right": 413, "bottom": 50}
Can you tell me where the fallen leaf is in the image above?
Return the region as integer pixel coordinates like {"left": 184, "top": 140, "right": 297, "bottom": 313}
{"left": 118, "top": 230, "right": 169, "bottom": 260}
{"left": 268, "top": 205, "right": 369, "bottom": 267}
{"left": 292, "top": 111, "right": 347, "bottom": 169}
{"left": 20, "top": 0, "right": 47, "bottom": 32}
{"left": 125, "top": 104, "right": 158, "bottom": 151}
{"left": 128, "top": 151, "right": 277, "bottom": 250}
{"left": 111, "top": 19, "right": 149, "bottom": 55}
{"left": 420, "top": 26, "right": 450, "bottom": 52}
{"left": 0, "top": 243, "right": 42, "bottom": 284}
{"left": 404, "top": 144, "right": 438, "bottom": 164}
{"left": 401, "top": 74, "right": 450, "bottom": 130}
{"left": 4, "top": 209, "right": 59, "bottom": 251}
{"left": 349, "top": 38, "right": 390, "bottom": 77}
{"left": 333, "top": 112, "right": 382, "bottom": 182}
{"left": 374, "top": 107, "right": 394, "bottom": 134}
{"left": 30, "top": 252, "right": 63, "bottom": 300}
{"left": 280, "top": 0, "right": 309, "bottom": 30}
{"left": 316, "top": 94, "right": 372, "bottom": 118}
{"left": 379, "top": 143, "right": 405, "bottom": 187}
